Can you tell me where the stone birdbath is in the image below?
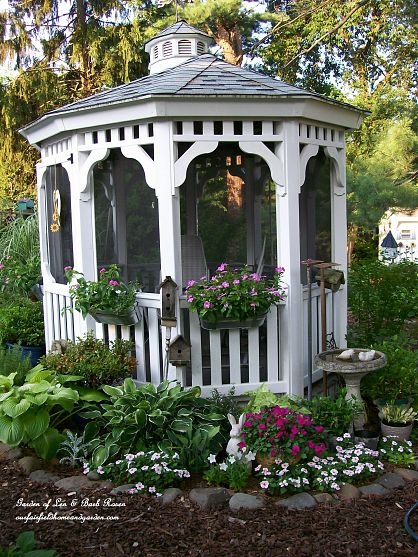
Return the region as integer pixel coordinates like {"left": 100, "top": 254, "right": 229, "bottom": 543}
{"left": 314, "top": 348, "right": 387, "bottom": 402}
{"left": 314, "top": 348, "right": 387, "bottom": 429}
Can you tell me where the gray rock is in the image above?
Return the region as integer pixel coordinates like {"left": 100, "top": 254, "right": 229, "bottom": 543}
{"left": 276, "top": 492, "right": 316, "bottom": 510}
{"left": 0, "top": 442, "right": 11, "bottom": 455}
{"left": 161, "top": 488, "right": 183, "bottom": 505}
{"left": 337, "top": 483, "right": 360, "bottom": 500}
{"left": 86, "top": 471, "right": 101, "bottom": 481}
{"left": 29, "top": 470, "right": 60, "bottom": 484}
{"left": 54, "top": 475, "right": 94, "bottom": 492}
{"left": 110, "top": 484, "right": 136, "bottom": 495}
{"left": 229, "top": 493, "right": 265, "bottom": 511}
{"left": 5, "top": 448, "right": 23, "bottom": 461}
{"left": 18, "top": 456, "right": 43, "bottom": 475}
{"left": 313, "top": 492, "right": 338, "bottom": 505}
{"left": 394, "top": 468, "right": 418, "bottom": 482}
{"left": 359, "top": 483, "right": 389, "bottom": 496}
{"left": 189, "top": 487, "right": 231, "bottom": 510}
{"left": 376, "top": 472, "right": 405, "bottom": 490}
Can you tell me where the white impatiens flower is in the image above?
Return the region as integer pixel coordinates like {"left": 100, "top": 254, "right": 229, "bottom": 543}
{"left": 125, "top": 454, "right": 135, "bottom": 461}
{"left": 128, "top": 467, "right": 137, "bottom": 474}
{"left": 219, "top": 462, "right": 228, "bottom": 471}
{"left": 260, "top": 480, "right": 269, "bottom": 489}
{"left": 245, "top": 451, "right": 256, "bottom": 462}
{"left": 135, "top": 482, "right": 144, "bottom": 490}
{"left": 208, "top": 454, "right": 217, "bottom": 464}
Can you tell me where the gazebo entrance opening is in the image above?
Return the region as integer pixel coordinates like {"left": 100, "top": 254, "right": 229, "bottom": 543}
{"left": 179, "top": 144, "right": 277, "bottom": 287}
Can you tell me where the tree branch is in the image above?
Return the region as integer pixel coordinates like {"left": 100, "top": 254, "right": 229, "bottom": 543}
{"left": 282, "top": 0, "right": 370, "bottom": 69}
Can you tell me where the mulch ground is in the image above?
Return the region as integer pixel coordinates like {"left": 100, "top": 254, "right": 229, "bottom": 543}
{"left": 0, "top": 458, "right": 417, "bottom": 557}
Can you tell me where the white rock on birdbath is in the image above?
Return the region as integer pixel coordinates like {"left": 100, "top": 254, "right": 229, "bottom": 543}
{"left": 337, "top": 349, "right": 355, "bottom": 361}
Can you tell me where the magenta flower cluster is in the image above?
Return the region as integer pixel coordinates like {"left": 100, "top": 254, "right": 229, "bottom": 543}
{"left": 240, "top": 406, "right": 327, "bottom": 462}
{"left": 185, "top": 263, "right": 286, "bottom": 324}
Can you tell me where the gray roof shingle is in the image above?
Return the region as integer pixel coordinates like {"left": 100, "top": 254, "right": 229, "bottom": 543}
{"left": 45, "top": 54, "right": 359, "bottom": 118}
{"left": 144, "top": 20, "right": 212, "bottom": 44}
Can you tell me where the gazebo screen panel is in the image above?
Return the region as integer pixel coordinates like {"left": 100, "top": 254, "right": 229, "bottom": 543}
{"left": 299, "top": 148, "right": 331, "bottom": 278}
{"left": 45, "top": 164, "right": 73, "bottom": 284}
{"left": 93, "top": 149, "right": 160, "bottom": 292}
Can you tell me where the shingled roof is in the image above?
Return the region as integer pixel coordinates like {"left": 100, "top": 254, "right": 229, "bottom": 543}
{"left": 43, "top": 54, "right": 363, "bottom": 118}
{"left": 144, "top": 20, "right": 212, "bottom": 44}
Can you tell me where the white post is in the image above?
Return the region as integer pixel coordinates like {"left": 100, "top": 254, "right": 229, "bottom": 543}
{"left": 277, "top": 122, "right": 304, "bottom": 396}
{"left": 330, "top": 146, "right": 348, "bottom": 348}
{"left": 69, "top": 135, "right": 100, "bottom": 338}
{"left": 154, "top": 121, "right": 182, "bottom": 382}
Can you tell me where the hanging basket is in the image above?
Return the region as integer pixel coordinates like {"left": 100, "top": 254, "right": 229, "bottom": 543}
{"left": 88, "top": 302, "right": 142, "bottom": 326}
{"left": 199, "top": 313, "right": 267, "bottom": 331}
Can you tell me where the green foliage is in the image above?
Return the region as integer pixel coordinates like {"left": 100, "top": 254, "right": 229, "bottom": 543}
{"left": 0, "top": 344, "right": 33, "bottom": 386}
{"left": 0, "top": 530, "right": 58, "bottom": 557}
{"left": 361, "top": 337, "right": 418, "bottom": 401}
{"left": 57, "top": 430, "right": 88, "bottom": 468}
{"left": 244, "top": 383, "right": 307, "bottom": 414}
{"left": 204, "top": 453, "right": 252, "bottom": 491}
{"left": 305, "top": 389, "right": 363, "bottom": 437}
{"left": 209, "top": 387, "right": 241, "bottom": 426}
{"left": 83, "top": 379, "right": 226, "bottom": 472}
{"left": 0, "top": 297, "right": 44, "bottom": 346}
{"left": 40, "top": 333, "right": 136, "bottom": 389}
{"left": 0, "top": 366, "right": 81, "bottom": 459}
{"left": 380, "top": 404, "right": 417, "bottom": 426}
{"left": 348, "top": 260, "right": 418, "bottom": 346}
{"left": 378, "top": 436, "right": 416, "bottom": 467}
{"left": 65, "top": 265, "right": 139, "bottom": 318}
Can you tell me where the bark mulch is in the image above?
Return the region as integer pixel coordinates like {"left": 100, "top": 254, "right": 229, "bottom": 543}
{"left": 0, "top": 458, "right": 417, "bottom": 557}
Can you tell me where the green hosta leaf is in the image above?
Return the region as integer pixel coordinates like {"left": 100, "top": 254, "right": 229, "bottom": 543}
{"left": 0, "top": 372, "right": 17, "bottom": 390}
{"left": 91, "top": 445, "right": 109, "bottom": 467}
{"left": 77, "top": 387, "right": 108, "bottom": 402}
{"left": 176, "top": 408, "right": 193, "bottom": 417}
{"left": 0, "top": 390, "right": 14, "bottom": 402}
{"left": 19, "top": 380, "right": 51, "bottom": 394}
{"left": 83, "top": 421, "right": 100, "bottom": 442}
{"left": 0, "top": 414, "right": 25, "bottom": 446}
{"left": 31, "top": 392, "right": 49, "bottom": 406}
{"left": 102, "top": 385, "right": 123, "bottom": 398}
{"left": 2, "top": 397, "right": 30, "bottom": 418}
{"left": 134, "top": 408, "right": 146, "bottom": 427}
{"left": 31, "top": 427, "right": 65, "bottom": 460}
{"left": 25, "top": 365, "right": 51, "bottom": 382}
{"left": 171, "top": 418, "right": 192, "bottom": 433}
{"left": 148, "top": 411, "right": 165, "bottom": 426}
{"left": 21, "top": 408, "right": 50, "bottom": 440}
{"left": 123, "top": 377, "right": 137, "bottom": 394}
{"left": 79, "top": 409, "right": 103, "bottom": 420}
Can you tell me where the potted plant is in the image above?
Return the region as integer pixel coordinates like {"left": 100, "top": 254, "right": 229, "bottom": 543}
{"left": 65, "top": 264, "right": 141, "bottom": 326}
{"left": 185, "top": 263, "right": 286, "bottom": 330}
{"left": 379, "top": 404, "right": 417, "bottom": 441}
{"left": 0, "top": 296, "right": 45, "bottom": 367}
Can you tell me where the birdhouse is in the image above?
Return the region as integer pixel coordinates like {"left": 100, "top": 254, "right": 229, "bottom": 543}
{"left": 169, "top": 335, "right": 191, "bottom": 366}
{"left": 159, "top": 276, "right": 178, "bottom": 327}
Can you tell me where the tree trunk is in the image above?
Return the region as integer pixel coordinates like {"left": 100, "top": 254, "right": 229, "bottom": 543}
{"left": 214, "top": 23, "right": 243, "bottom": 66}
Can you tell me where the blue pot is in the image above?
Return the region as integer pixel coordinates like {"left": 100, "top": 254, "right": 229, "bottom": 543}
{"left": 6, "top": 342, "right": 46, "bottom": 368}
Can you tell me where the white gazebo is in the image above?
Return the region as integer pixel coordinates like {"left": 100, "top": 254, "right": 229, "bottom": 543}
{"left": 20, "top": 21, "right": 366, "bottom": 397}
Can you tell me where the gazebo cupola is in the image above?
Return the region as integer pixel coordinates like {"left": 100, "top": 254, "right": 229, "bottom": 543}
{"left": 145, "top": 21, "right": 214, "bottom": 75}
{"left": 20, "top": 21, "right": 367, "bottom": 397}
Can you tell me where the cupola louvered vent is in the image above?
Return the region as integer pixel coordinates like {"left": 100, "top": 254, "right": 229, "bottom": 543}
{"left": 153, "top": 45, "right": 159, "bottom": 60}
{"left": 197, "top": 41, "right": 206, "bottom": 55}
{"left": 162, "top": 41, "right": 173, "bottom": 57}
{"left": 178, "top": 39, "right": 192, "bottom": 55}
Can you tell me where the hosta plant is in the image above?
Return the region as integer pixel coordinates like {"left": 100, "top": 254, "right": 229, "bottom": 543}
{"left": 0, "top": 366, "right": 104, "bottom": 459}
{"left": 82, "top": 379, "right": 226, "bottom": 471}
{"left": 380, "top": 404, "right": 417, "bottom": 425}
